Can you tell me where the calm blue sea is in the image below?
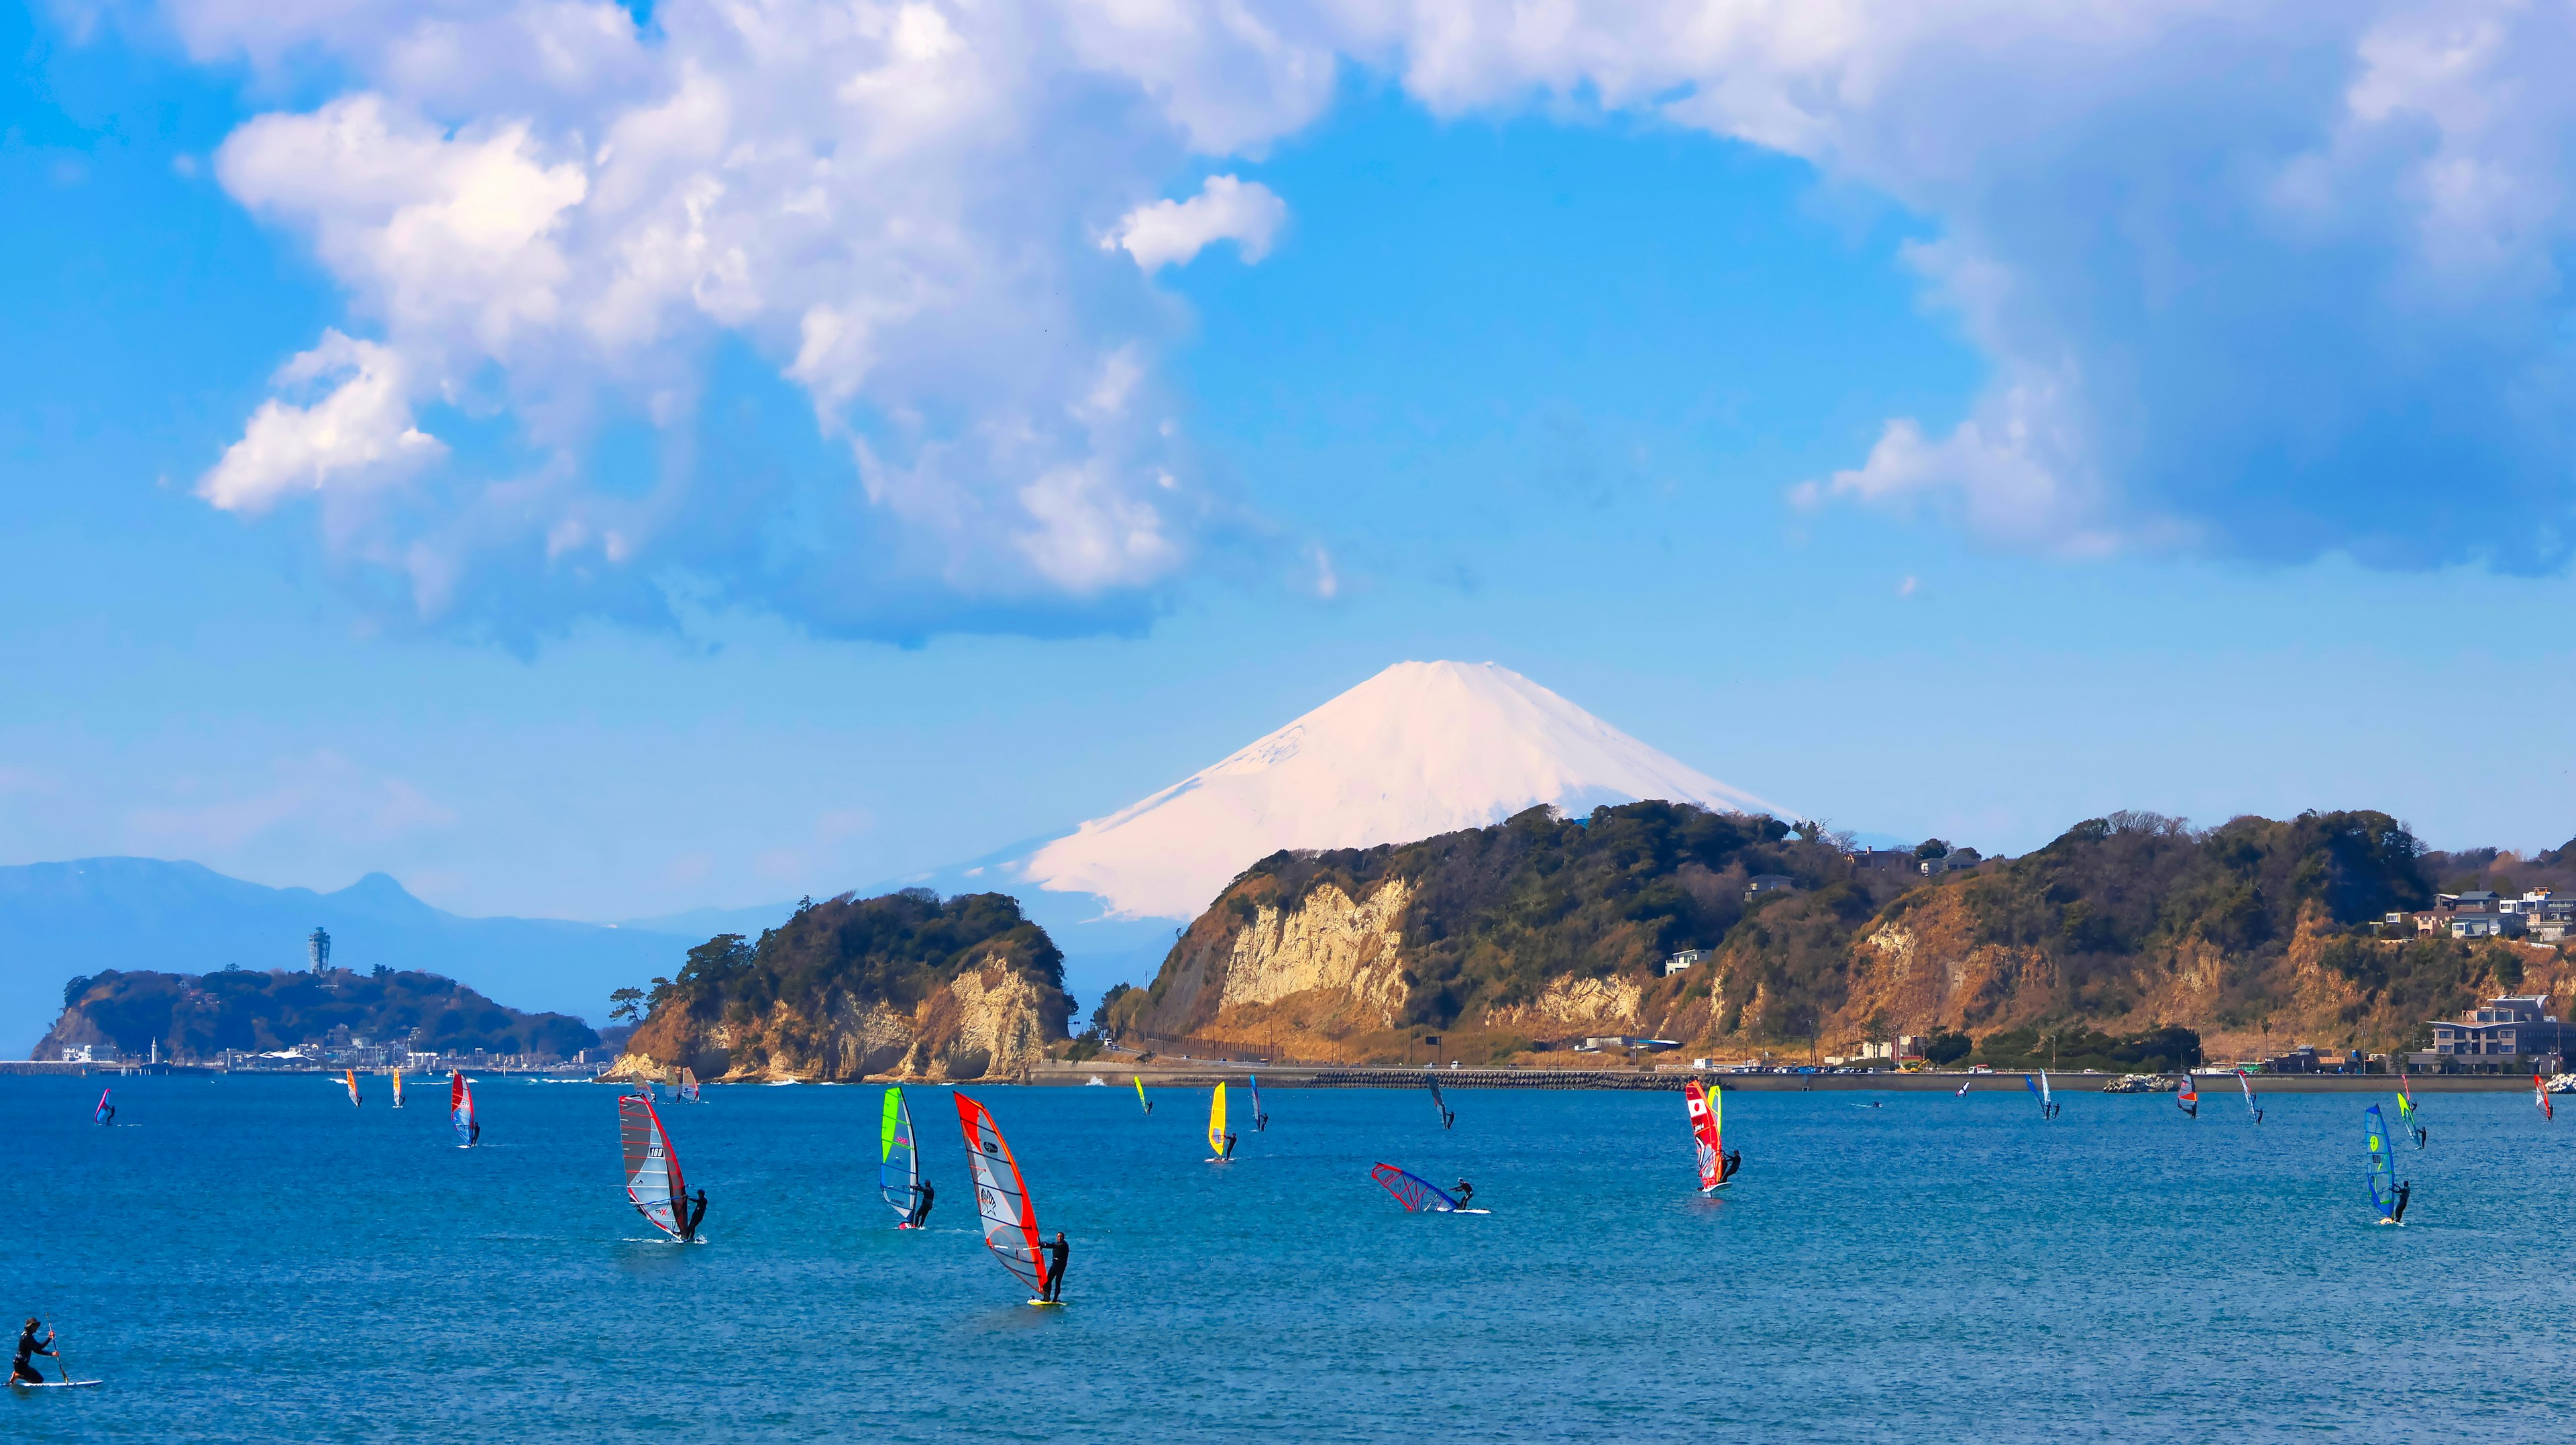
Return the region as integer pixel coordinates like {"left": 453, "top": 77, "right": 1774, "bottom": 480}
{"left": 6, "top": 1073, "right": 2570, "bottom": 1441}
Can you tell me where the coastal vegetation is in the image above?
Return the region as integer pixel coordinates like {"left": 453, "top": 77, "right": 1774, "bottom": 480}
{"left": 1122, "top": 802, "right": 2576, "bottom": 1066}
{"left": 40, "top": 966, "right": 598, "bottom": 1061}
{"left": 620, "top": 888, "right": 1071, "bottom": 1081}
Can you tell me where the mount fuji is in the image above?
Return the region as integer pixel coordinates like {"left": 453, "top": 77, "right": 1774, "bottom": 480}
{"left": 890, "top": 661, "right": 1786, "bottom": 1008}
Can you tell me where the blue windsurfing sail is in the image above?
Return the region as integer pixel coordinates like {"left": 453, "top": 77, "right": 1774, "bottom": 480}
{"left": 1250, "top": 1073, "right": 1268, "bottom": 1132}
{"left": 94, "top": 1088, "right": 112, "bottom": 1125}
{"left": 1371, "top": 1162, "right": 1460, "bottom": 1213}
{"left": 2365, "top": 1104, "right": 2398, "bottom": 1221}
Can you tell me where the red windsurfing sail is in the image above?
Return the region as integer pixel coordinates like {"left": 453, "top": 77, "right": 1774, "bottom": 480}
{"left": 451, "top": 1071, "right": 476, "bottom": 1147}
{"left": 1371, "top": 1163, "right": 1460, "bottom": 1212}
{"left": 956, "top": 1093, "right": 1048, "bottom": 1293}
{"left": 2538, "top": 1075, "right": 2554, "bottom": 1122}
{"left": 621, "top": 1094, "right": 688, "bottom": 1239}
{"left": 1684, "top": 1081, "right": 1724, "bottom": 1191}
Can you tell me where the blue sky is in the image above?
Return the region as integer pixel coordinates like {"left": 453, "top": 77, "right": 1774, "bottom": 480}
{"left": 8, "top": 0, "right": 2576, "bottom": 930}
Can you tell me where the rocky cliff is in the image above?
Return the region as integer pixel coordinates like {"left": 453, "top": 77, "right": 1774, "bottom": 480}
{"left": 616, "top": 889, "right": 1071, "bottom": 1082}
{"left": 1112, "top": 804, "right": 2576, "bottom": 1067}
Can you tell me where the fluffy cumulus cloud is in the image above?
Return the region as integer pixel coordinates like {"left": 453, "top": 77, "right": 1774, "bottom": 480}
{"left": 1107, "top": 174, "right": 1288, "bottom": 272}
{"left": 152, "top": 0, "right": 2576, "bottom": 636}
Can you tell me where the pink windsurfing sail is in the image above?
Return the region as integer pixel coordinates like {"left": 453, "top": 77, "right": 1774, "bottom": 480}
{"left": 94, "top": 1089, "right": 112, "bottom": 1124}
{"left": 621, "top": 1094, "right": 688, "bottom": 1239}
{"left": 955, "top": 1093, "right": 1048, "bottom": 1294}
{"left": 1684, "top": 1081, "right": 1724, "bottom": 1191}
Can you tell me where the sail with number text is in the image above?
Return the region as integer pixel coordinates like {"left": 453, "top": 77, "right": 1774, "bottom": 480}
{"left": 1371, "top": 1163, "right": 1462, "bottom": 1212}
{"left": 451, "top": 1071, "right": 476, "bottom": 1147}
{"left": 956, "top": 1092, "right": 1049, "bottom": 1293}
{"left": 2365, "top": 1105, "right": 2398, "bottom": 1221}
{"left": 620, "top": 1093, "right": 688, "bottom": 1239}
{"left": 880, "top": 1087, "right": 918, "bottom": 1221}
{"left": 1208, "top": 1082, "right": 1228, "bottom": 1157}
{"left": 1684, "top": 1081, "right": 1725, "bottom": 1191}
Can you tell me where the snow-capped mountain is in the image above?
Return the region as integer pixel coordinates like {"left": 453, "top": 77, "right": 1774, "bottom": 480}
{"left": 1019, "top": 660, "right": 1781, "bottom": 921}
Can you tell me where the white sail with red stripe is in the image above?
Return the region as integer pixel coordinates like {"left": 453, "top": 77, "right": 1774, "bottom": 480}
{"left": 451, "top": 1071, "right": 476, "bottom": 1147}
{"left": 1684, "top": 1081, "right": 1725, "bottom": 1191}
{"left": 955, "top": 1092, "right": 1048, "bottom": 1295}
{"left": 621, "top": 1093, "right": 688, "bottom": 1240}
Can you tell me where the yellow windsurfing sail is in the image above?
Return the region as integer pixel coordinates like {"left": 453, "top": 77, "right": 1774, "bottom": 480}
{"left": 1208, "top": 1082, "right": 1228, "bottom": 1156}
{"left": 1133, "top": 1076, "right": 1150, "bottom": 1115}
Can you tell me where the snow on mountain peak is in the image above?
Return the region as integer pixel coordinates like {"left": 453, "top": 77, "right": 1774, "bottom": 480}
{"left": 1019, "top": 660, "right": 1782, "bottom": 920}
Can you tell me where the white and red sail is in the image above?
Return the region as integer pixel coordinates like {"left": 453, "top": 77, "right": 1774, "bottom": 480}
{"left": 621, "top": 1093, "right": 689, "bottom": 1239}
{"left": 1684, "top": 1081, "right": 1725, "bottom": 1191}
{"left": 955, "top": 1093, "right": 1048, "bottom": 1295}
{"left": 451, "top": 1071, "right": 476, "bottom": 1147}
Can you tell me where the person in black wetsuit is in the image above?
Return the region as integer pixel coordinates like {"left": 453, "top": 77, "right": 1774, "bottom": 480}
{"left": 468, "top": 1119, "right": 481, "bottom": 1146}
{"left": 2392, "top": 1181, "right": 2411, "bottom": 1223}
{"left": 1218, "top": 1132, "right": 1237, "bottom": 1161}
{"left": 906, "top": 1179, "right": 935, "bottom": 1228}
{"left": 1720, "top": 1149, "right": 1741, "bottom": 1183}
{"left": 1452, "top": 1179, "right": 1474, "bottom": 1209}
{"left": 682, "top": 1189, "right": 708, "bottom": 1242}
{"left": 1041, "top": 1232, "right": 1070, "bottom": 1301}
{"left": 11, "top": 1320, "right": 56, "bottom": 1385}
{"left": 99, "top": 1104, "right": 113, "bottom": 1126}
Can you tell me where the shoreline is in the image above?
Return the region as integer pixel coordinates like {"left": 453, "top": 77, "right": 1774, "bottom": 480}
{"left": 1017, "top": 1061, "right": 2542, "bottom": 1093}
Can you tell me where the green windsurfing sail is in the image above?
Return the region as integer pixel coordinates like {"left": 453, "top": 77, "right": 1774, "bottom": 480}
{"left": 2365, "top": 1104, "right": 2398, "bottom": 1221}
{"left": 879, "top": 1087, "right": 918, "bottom": 1222}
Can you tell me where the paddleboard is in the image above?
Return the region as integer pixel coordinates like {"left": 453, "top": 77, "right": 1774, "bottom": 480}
{"left": 1450, "top": 1208, "right": 1493, "bottom": 1215}
{"left": 1204, "top": 1157, "right": 1236, "bottom": 1164}
{"left": 8, "top": 1380, "right": 101, "bottom": 1389}
{"left": 2375, "top": 1217, "right": 2404, "bottom": 1227}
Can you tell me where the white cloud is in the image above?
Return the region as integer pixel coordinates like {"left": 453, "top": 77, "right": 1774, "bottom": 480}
{"left": 125, "top": 751, "right": 458, "bottom": 854}
{"left": 197, "top": 331, "right": 443, "bottom": 513}
{"left": 145, "top": 0, "right": 2576, "bottom": 620}
{"left": 1107, "top": 174, "right": 1288, "bottom": 272}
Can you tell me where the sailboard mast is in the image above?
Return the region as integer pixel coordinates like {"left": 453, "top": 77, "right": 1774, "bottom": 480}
{"left": 880, "top": 1087, "right": 919, "bottom": 1222}
{"left": 343, "top": 1068, "right": 364, "bottom": 1108}
{"left": 2365, "top": 1104, "right": 2398, "bottom": 1221}
{"left": 1684, "top": 1081, "right": 1725, "bottom": 1192}
{"left": 955, "top": 1092, "right": 1049, "bottom": 1297}
{"left": 451, "top": 1070, "right": 476, "bottom": 1147}
{"left": 1370, "top": 1162, "right": 1462, "bottom": 1212}
{"left": 1208, "top": 1082, "right": 1228, "bottom": 1159}
{"left": 619, "top": 1092, "right": 689, "bottom": 1240}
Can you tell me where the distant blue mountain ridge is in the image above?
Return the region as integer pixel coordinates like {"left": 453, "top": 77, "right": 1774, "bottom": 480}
{"left": 0, "top": 855, "right": 1188, "bottom": 1059}
{"left": 0, "top": 858, "right": 692, "bottom": 1057}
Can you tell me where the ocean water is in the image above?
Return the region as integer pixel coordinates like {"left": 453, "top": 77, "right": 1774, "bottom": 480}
{"left": 7, "top": 1073, "right": 2573, "bottom": 1442}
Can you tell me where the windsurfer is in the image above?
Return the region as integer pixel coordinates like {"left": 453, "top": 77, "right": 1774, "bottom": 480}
{"left": 11, "top": 1320, "right": 56, "bottom": 1385}
{"left": 682, "top": 1189, "right": 708, "bottom": 1242}
{"left": 1041, "top": 1232, "right": 1069, "bottom": 1302}
{"left": 96, "top": 1103, "right": 113, "bottom": 1126}
{"left": 2392, "top": 1181, "right": 2410, "bottom": 1223}
{"left": 1219, "top": 1132, "right": 1237, "bottom": 1161}
{"left": 1719, "top": 1150, "right": 1741, "bottom": 1183}
{"left": 1453, "top": 1179, "right": 1474, "bottom": 1208}
{"left": 469, "top": 1120, "right": 481, "bottom": 1146}
{"left": 906, "top": 1179, "right": 935, "bottom": 1228}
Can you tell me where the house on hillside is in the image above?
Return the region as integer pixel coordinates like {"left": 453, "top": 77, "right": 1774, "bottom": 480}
{"left": 2422, "top": 994, "right": 2575, "bottom": 1073}
{"left": 1746, "top": 874, "right": 1796, "bottom": 900}
{"left": 1921, "top": 847, "right": 1984, "bottom": 875}
{"left": 1662, "top": 949, "right": 1707, "bottom": 977}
